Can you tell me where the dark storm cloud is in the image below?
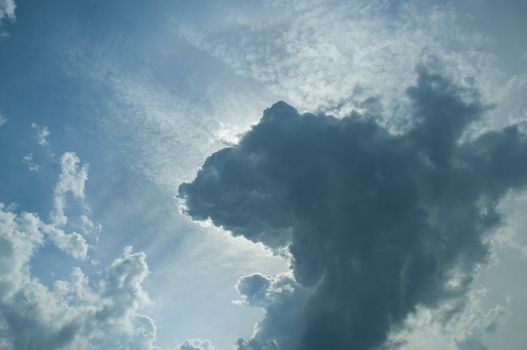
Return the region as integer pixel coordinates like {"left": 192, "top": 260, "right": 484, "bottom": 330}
{"left": 179, "top": 67, "right": 527, "bottom": 350}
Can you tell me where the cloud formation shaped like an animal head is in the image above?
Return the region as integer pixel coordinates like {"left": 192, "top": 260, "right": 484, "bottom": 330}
{"left": 180, "top": 67, "right": 527, "bottom": 350}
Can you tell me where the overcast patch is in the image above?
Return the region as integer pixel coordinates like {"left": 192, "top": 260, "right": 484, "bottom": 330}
{"left": 180, "top": 67, "right": 527, "bottom": 350}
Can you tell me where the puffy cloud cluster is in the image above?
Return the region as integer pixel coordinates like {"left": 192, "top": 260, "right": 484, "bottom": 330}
{"left": 0, "top": 203, "right": 158, "bottom": 350}
{"left": 51, "top": 152, "right": 89, "bottom": 226}
{"left": 45, "top": 152, "right": 91, "bottom": 260}
{"left": 180, "top": 68, "right": 527, "bottom": 349}
{"left": 0, "top": 150, "right": 159, "bottom": 349}
{"left": 177, "top": 338, "right": 214, "bottom": 350}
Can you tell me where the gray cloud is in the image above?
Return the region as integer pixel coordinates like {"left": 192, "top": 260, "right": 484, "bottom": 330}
{"left": 177, "top": 338, "right": 214, "bottom": 350}
{"left": 180, "top": 67, "right": 527, "bottom": 350}
{"left": 456, "top": 337, "right": 488, "bottom": 350}
{"left": 235, "top": 273, "right": 308, "bottom": 350}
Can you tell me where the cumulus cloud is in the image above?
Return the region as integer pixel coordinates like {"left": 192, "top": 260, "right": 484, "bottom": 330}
{"left": 51, "top": 152, "right": 89, "bottom": 227}
{"left": 42, "top": 224, "right": 88, "bottom": 260}
{"left": 0, "top": 203, "right": 158, "bottom": 349}
{"left": 177, "top": 338, "right": 214, "bottom": 350}
{"left": 180, "top": 68, "right": 527, "bottom": 350}
{"left": 1, "top": 145, "right": 160, "bottom": 349}
{"left": 235, "top": 273, "right": 308, "bottom": 350}
{"left": 34, "top": 151, "right": 91, "bottom": 259}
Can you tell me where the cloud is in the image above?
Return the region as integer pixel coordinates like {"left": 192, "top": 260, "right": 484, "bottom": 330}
{"left": 51, "top": 152, "right": 89, "bottom": 227}
{"left": 31, "top": 122, "right": 51, "bottom": 146}
{"left": 0, "top": 113, "right": 7, "bottom": 127}
{"left": 21, "top": 153, "right": 39, "bottom": 172}
{"left": 180, "top": 68, "right": 527, "bottom": 350}
{"left": 37, "top": 151, "right": 91, "bottom": 259}
{"left": 1, "top": 145, "right": 161, "bottom": 349}
{"left": 235, "top": 273, "right": 308, "bottom": 350}
{"left": 41, "top": 223, "right": 88, "bottom": 260}
{"left": 176, "top": 0, "right": 527, "bottom": 149}
{"left": 175, "top": 1, "right": 499, "bottom": 113}
{"left": 387, "top": 285, "right": 511, "bottom": 350}
{"left": 0, "top": 203, "right": 158, "bottom": 349}
{"left": 177, "top": 339, "right": 214, "bottom": 350}
{"left": 0, "top": 0, "right": 15, "bottom": 23}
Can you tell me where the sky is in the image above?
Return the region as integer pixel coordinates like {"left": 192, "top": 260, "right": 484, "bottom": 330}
{"left": 0, "top": 1, "right": 526, "bottom": 350}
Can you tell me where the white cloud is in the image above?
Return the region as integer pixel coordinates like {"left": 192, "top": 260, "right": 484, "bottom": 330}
{"left": 0, "top": 113, "right": 7, "bottom": 127}
{"left": 51, "top": 152, "right": 89, "bottom": 227}
{"left": 0, "top": 143, "right": 160, "bottom": 349}
{"left": 31, "top": 122, "right": 51, "bottom": 146}
{"left": 0, "top": 203, "right": 159, "bottom": 350}
{"left": 31, "top": 151, "right": 91, "bottom": 259}
{"left": 0, "top": 204, "right": 43, "bottom": 300}
{"left": 42, "top": 223, "right": 88, "bottom": 260}
{"left": 176, "top": 0, "right": 526, "bottom": 135}
{"left": 62, "top": 35, "right": 276, "bottom": 197}
{"left": 0, "top": 0, "right": 15, "bottom": 23}
{"left": 79, "top": 214, "right": 101, "bottom": 239}
{"left": 21, "top": 153, "right": 39, "bottom": 172}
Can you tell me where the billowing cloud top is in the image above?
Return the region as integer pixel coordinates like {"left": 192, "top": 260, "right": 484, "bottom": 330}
{"left": 0, "top": 202, "right": 157, "bottom": 349}
{"left": 179, "top": 68, "right": 527, "bottom": 350}
{"left": 0, "top": 150, "right": 157, "bottom": 349}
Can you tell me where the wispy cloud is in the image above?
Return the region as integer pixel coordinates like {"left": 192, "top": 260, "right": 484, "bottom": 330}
{"left": 0, "top": 113, "right": 7, "bottom": 127}
{"left": 22, "top": 153, "right": 39, "bottom": 172}
{"left": 31, "top": 122, "right": 51, "bottom": 146}
{"left": 176, "top": 0, "right": 526, "bottom": 136}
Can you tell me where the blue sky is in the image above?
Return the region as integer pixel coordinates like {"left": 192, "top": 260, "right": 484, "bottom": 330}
{"left": 0, "top": 1, "right": 526, "bottom": 350}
